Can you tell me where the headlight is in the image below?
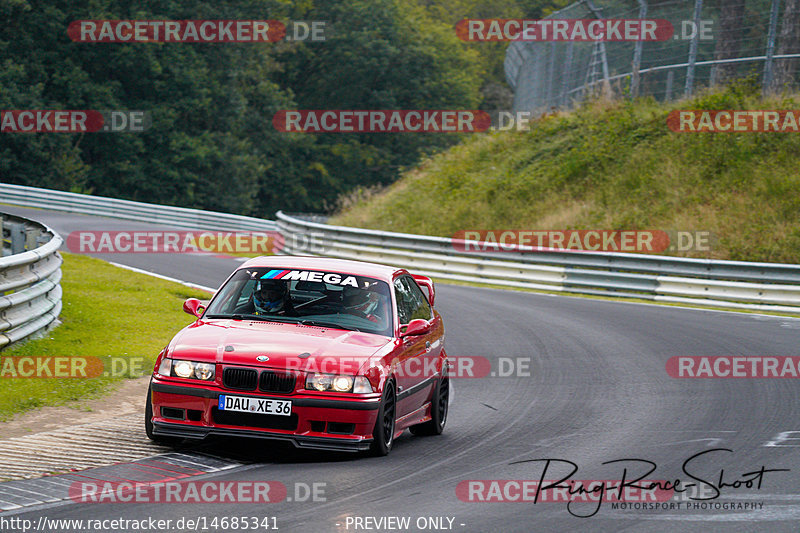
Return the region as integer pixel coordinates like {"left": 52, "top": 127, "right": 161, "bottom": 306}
{"left": 194, "top": 363, "right": 215, "bottom": 380}
{"left": 306, "top": 373, "right": 373, "bottom": 393}
{"left": 332, "top": 376, "right": 354, "bottom": 392}
{"left": 174, "top": 360, "right": 194, "bottom": 378}
{"left": 166, "top": 359, "right": 215, "bottom": 381}
{"left": 307, "top": 373, "right": 332, "bottom": 391}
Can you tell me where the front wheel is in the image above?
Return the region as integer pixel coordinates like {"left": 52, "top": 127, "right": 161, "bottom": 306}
{"left": 370, "top": 380, "right": 396, "bottom": 456}
{"left": 410, "top": 375, "right": 448, "bottom": 436}
{"left": 145, "top": 385, "right": 182, "bottom": 446}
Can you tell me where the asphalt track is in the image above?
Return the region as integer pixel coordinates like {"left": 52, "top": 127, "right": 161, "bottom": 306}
{"left": 4, "top": 204, "right": 800, "bottom": 532}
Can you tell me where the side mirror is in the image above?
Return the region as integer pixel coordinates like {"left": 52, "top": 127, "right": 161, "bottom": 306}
{"left": 183, "top": 298, "right": 205, "bottom": 318}
{"left": 400, "top": 318, "right": 432, "bottom": 338}
{"left": 412, "top": 275, "right": 435, "bottom": 305}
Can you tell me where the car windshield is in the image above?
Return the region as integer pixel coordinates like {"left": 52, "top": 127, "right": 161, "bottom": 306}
{"left": 204, "top": 267, "right": 393, "bottom": 336}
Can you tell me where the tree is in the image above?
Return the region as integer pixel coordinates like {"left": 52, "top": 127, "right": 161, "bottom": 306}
{"left": 712, "top": 0, "right": 747, "bottom": 85}
{"left": 772, "top": 0, "right": 800, "bottom": 91}
{"left": 266, "top": 0, "right": 484, "bottom": 215}
{"left": 0, "top": 0, "right": 553, "bottom": 216}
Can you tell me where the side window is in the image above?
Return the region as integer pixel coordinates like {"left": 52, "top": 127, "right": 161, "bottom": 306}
{"left": 401, "top": 277, "right": 433, "bottom": 321}
{"left": 214, "top": 279, "right": 250, "bottom": 313}
{"left": 394, "top": 276, "right": 432, "bottom": 325}
{"left": 394, "top": 278, "right": 414, "bottom": 325}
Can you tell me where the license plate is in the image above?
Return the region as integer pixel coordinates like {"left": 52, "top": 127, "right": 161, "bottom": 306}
{"left": 218, "top": 395, "right": 292, "bottom": 416}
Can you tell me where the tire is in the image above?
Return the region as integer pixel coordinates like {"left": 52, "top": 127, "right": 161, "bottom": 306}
{"left": 370, "top": 380, "right": 397, "bottom": 456}
{"left": 145, "top": 385, "right": 182, "bottom": 446}
{"left": 410, "top": 375, "right": 449, "bottom": 436}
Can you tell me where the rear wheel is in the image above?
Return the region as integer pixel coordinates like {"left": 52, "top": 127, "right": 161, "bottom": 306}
{"left": 410, "top": 375, "right": 448, "bottom": 436}
{"left": 370, "top": 380, "right": 396, "bottom": 456}
{"left": 144, "top": 385, "right": 182, "bottom": 446}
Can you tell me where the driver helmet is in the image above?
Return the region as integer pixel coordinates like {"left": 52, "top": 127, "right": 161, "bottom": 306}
{"left": 254, "top": 279, "right": 288, "bottom": 313}
{"left": 342, "top": 285, "right": 369, "bottom": 307}
{"left": 343, "top": 284, "right": 383, "bottom": 315}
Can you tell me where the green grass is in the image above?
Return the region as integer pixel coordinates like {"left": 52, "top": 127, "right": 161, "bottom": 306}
{"left": 0, "top": 253, "right": 210, "bottom": 421}
{"left": 332, "top": 82, "right": 800, "bottom": 264}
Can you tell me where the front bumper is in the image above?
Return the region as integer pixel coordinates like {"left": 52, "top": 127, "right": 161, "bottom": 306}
{"left": 150, "top": 379, "right": 380, "bottom": 453}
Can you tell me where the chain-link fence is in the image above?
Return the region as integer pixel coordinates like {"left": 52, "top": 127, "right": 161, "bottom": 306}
{"left": 505, "top": 0, "right": 800, "bottom": 113}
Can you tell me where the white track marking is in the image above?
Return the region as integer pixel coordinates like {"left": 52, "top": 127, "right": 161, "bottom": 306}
{"left": 107, "top": 261, "right": 216, "bottom": 293}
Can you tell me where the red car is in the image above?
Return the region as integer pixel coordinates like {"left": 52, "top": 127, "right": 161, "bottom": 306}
{"left": 145, "top": 256, "right": 449, "bottom": 455}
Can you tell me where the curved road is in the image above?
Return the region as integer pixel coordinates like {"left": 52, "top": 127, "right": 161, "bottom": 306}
{"left": 4, "top": 205, "right": 800, "bottom": 532}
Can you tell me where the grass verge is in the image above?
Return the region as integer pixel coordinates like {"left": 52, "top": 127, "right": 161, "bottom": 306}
{"left": 332, "top": 82, "right": 800, "bottom": 264}
{"left": 0, "top": 253, "right": 210, "bottom": 422}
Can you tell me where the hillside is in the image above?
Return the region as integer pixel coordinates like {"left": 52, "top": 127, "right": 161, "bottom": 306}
{"left": 332, "top": 84, "right": 800, "bottom": 263}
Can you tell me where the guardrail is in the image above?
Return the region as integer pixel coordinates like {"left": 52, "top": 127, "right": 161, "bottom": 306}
{"left": 0, "top": 213, "right": 62, "bottom": 349}
{"left": 277, "top": 212, "right": 800, "bottom": 314}
{"left": 4, "top": 187, "right": 799, "bottom": 317}
{"left": 0, "top": 184, "right": 277, "bottom": 232}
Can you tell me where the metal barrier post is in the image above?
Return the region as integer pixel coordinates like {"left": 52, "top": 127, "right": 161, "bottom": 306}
{"left": 631, "top": 0, "right": 648, "bottom": 98}
{"left": 560, "top": 42, "right": 574, "bottom": 106}
{"left": 685, "top": 0, "right": 704, "bottom": 96}
{"left": 9, "top": 223, "right": 25, "bottom": 254}
{"left": 763, "top": 0, "right": 782, "bottom": 94}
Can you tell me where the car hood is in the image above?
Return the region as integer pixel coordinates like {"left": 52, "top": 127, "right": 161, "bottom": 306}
{"left": 167, "top": 319, "right": 393, "bottom": 374}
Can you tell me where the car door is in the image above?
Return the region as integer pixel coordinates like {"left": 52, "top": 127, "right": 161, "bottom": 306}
{"left": 401, "top": 275, "right": 442, "bottom": 393}
{"left": 393, "top": 276, "right": 438, "bottom": 417}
